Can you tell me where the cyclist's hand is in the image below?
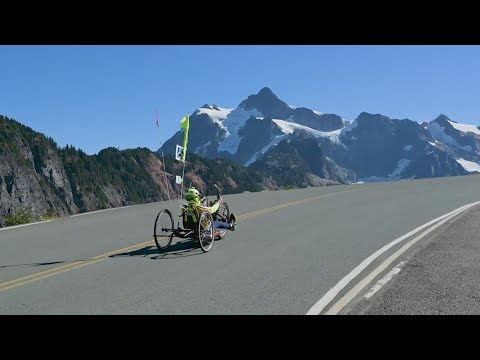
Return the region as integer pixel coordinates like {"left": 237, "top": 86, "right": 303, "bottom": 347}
{"left": 217, "top": 196, "right": 223, "bottom": 203}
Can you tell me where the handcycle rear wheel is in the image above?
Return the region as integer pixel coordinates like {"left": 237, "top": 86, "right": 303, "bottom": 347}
{"left": 198, "top": 212, "right": 214, "bottom": 252}
{"left": 154, "top": 209, "right": 174, "bottom": 252}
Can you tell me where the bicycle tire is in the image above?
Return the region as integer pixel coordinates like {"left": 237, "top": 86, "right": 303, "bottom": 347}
{"left": 154, "top": 209, "right": 174, "bottom": 252}
{"left": 198, "top": 212, "right": 214, "bottom": 252}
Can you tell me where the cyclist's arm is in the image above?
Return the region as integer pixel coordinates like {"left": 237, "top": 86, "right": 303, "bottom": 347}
{"left": 211, "top": 200, "right": 220, "bottom": 213}
{"left": 201, "top": 199, "right": 221, "bottom": 214}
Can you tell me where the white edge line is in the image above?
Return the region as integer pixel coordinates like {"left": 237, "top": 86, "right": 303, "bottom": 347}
{"left": 0, "top": 219, "right": 53, "bottom": 231}
{"left": 364, "top": 261, "right": 405, "bottom": 299}
{"left": 306, "top": 200, "right": 480, "bottom": 315}
{"left": 324, "top": 204, "right": 477, "bottom": 314}
{"left": 0, "top": 203, "right": 145, "bottom": 230}
{"left": 70, "top": 199, "right": 180, "bottom": 218}
{"left": 69, "top": 203, "right": 146, "bottom": 217}
{"left": 1, "top": 200, "right": 174, "bottom": 230}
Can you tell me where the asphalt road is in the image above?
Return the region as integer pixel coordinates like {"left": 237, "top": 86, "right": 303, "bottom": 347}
{"left": 346, "top": 201, "right": 480, "bottom": 315}
{"left": 1, "top": 174, "right": 479, "bottom": 314}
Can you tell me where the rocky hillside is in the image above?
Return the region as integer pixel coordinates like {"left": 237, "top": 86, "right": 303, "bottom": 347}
{"left": 0, "top": 115, "right": 279, "bottom": 227}
{"left": 250, "top": 133, "right": 356, "bottom": 187}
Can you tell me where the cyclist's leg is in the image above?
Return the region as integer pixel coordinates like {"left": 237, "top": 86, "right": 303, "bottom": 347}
{"left": 214, "top": 220, "right": 230, "bottom": 230}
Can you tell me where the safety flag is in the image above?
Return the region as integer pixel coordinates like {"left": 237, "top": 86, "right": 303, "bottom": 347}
{"left": 180, "top": 114, "right": 189, "bottom": 161}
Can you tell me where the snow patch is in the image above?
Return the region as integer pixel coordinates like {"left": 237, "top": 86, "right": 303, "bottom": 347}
{"left": 428, "top": 122, "right": 473, "bottom": 152}
{"left": 448, "top": 120, "right": 480, "bottom": 136}
{"left": 388, "top": 159, "right": 411, "bottom": 178}
{"left": 197, "top": 106, "right": 232, "bottom": 121}
{"left": 194, "top": 141, "right": 211, "bottom": 154}
{"left": 197, "top": 106, "right": 232, "bottom": 136}
{"left": 403, "top": 145, "right": 413, "bottom": 151}
{"left": 244, "top": 119, "right": 347, "bottom": 165}
{"left": 340, "top": 120, "right": 358, "bottom": 134}
{"left": 244, "top": 134, "right": 288, "bottom": 166}
{"left": 456, "top": 158, "right": 480, "bottom": 173}
{"left": 217, "top": 108, "right": 264, "bottom": 154}
{"left": 272, "top": 119, "right": 342, "bottom": 143}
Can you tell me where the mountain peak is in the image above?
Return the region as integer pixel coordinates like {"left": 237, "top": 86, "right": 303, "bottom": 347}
{"left": 200, "top": 104, "right": 220, "bottom": 111}
{"left": 238, "top": 87, "right": 292, "bottom": 119}
{"left": 257, "top": 87, "right": 275, "bottom": 96}
{"left": 433, "top": 114, "right": 454, "bottom": 123}
{"left": 240, "top": 87, "right": 281, "bottom": 108}
{"left": 357, "top": 112, "right": 391, "bottom": 122}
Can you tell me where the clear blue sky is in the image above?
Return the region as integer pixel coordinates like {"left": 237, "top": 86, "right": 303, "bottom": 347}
{"left": 1, "top": 45, "right": 480, "bottom": 155}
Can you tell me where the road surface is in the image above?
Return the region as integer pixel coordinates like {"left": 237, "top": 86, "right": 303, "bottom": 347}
{"left": 1, "top": 174, "right": 479, "bottom": 314}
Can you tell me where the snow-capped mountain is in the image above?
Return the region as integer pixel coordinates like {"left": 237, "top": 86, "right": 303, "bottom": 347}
{"left": 160, "top": 88, "right": 480, "bottom": 184}
{"left": 427, "top": 114, "right": 480, "bottom": 173}
{"left": 160, "top": 87, "right": 347, "bottom": 165}
{"left": 324, "top": 112, "right": 470, "bottom": 181}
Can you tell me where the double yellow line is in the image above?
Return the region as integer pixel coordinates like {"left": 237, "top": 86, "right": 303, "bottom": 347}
{"left": 0, "top": 188, "right": 358, "bottom": 293}
{"left": 237, "top": 190, "right": 355, "bottom": 221}
{"left": 0, "top": 241, "right": 153, "bottom": 292}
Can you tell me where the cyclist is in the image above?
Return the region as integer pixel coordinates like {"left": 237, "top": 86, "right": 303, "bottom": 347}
{"left": 183, "top": 187, "right": 236, "bottom": 235}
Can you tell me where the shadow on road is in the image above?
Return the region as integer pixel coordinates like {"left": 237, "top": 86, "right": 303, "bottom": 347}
{"left": 0, "top": 260, "right": 74, "bottom": 269}
{"left": 109, "top": 239, "right": 204, "bottom": 260}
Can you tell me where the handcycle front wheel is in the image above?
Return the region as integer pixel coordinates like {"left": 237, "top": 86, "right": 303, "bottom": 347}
{"left": 198, "top": 212, "right": 214, "bottom": 252}
{"left": 154, "top": 209, "right": 174, "bottom": 252}
{"left": 216, "top": 201, "right": 230, "bottom": 222}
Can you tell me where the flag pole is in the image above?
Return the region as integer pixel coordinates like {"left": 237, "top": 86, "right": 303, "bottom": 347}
{"left": 161, "top": 151, "right": 172, "bottom": 208}
{"left": 155, "top": 108, "right": 172, "bottom": 209}
{"left": 180, "top": 157, "right": 187, "bottom": 201}
{"left": 179, "top": 114, "right": 190, "bottom": 202}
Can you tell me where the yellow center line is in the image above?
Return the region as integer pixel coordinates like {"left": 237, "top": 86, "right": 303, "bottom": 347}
{"left": 0, "top": 188, "right": 359, "bottom": 293}
{"left": 0, "top": 240, "right": 156, "bottom": 292}
{"left": 237, "top": 188, "right": 357, "bottom": 220}
{"left": 0, "top": 259, "right": 105, "bottom": 292}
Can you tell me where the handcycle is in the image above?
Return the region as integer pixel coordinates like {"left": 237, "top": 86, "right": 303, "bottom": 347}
{"left": 153, "top": 184, "right": 230, "bottom": 253}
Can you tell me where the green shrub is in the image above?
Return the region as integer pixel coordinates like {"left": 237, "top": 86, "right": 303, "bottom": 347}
{"left": 4, "top": 210, "right": 33, "bottom": 226}
{"left": 40, "top": 209, "right": 58, "bottom": 221}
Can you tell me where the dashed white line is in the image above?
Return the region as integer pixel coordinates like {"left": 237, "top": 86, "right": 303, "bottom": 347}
{"left": 306, "top": 200, "right": 480, "bottom": 315}
{"left": 364, "top": 261, "right": 405, "bottom": 299}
